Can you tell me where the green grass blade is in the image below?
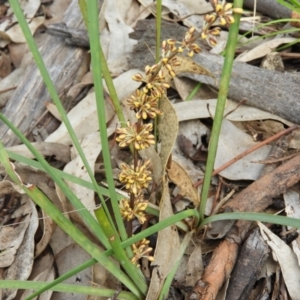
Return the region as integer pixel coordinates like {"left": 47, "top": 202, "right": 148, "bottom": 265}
{"left": 7, "top": 151, "right": 114, "bottom": 199}
{"left": 0, "top": 280, "right": 138, "bottom": 300}
{"left": 9, "top": 0, "right": 116, "bottom": 243}
{"left": 199, "top": 0, "right": 243, "bottom": 221}
{"left": 78, "top": 0, "right": 88, "bottom": 25}
{"left": 27, "top": 209, "right": 199, "bottom": 299}
{"left": 276, "top": 0, "right": 300, "bottom": 11}
{"left": 25, "top": 259, "right": 95, "bottom": 300}
{"left": 185, "top": 82, "right": 202, "bottom": 101}
{"left": 201, "top": 212, "right": 300, "bottom": 228}
{"left": 0, "top": 142, "right": 142, "bottom": 298}
{"left": 156, "top": 0, "right": 162, "bottom": 63}
{"left": 0, "top": 113, "right": 110, "bottom": 248}
{"left": 7, "top": 151, "right": 161, "bottom": 217}
{"left": 100, "top": 46, "right": 126, "bottom": 125}
{"left": 95, "top": 207, "right": 147, "bottom": 294}
{"left": 237, "top": 18, "right": 300, "bottom": 47}
{"left": 86, "top": 0, "right": 128, "bottom": 243}
{"left": 78, "top": 0, "right": 126, "bottom": 126}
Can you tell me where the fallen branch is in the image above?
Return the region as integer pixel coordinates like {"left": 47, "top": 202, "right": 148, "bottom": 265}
{"left": 128, "top": 20, "right": 300, "bottom": 124}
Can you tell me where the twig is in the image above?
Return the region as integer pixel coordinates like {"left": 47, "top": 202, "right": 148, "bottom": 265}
{"left": 194, "top": 125, "right": 298, "bottom": 188}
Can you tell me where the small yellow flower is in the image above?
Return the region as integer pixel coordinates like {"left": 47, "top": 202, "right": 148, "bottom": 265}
{"left": 131, "top": 67, "right": 170, "bottom": 98}
{"left": 224, "top": 3, "right": 233, "bottom": 12}
{"left": 225, "top": 15, "right": 234, "bottom": 24}
{"left": 232, "top": 7, "right": 244, "bottom": 14}
{"left": 205, "top": 13, "right": 216, "bottom": 24}
{"left": 208, "top": 37, "right": 217, "bottom": 47}
{"left": 116, "top": 122, "right": 155, "bottom": 150}
{"left": 131, "top": 238, "right": 154, "bottom": 266}
{"left": 219, "top": 16, "right": 226, "bottom": 25}
{"left": 201, "top": 13, "right": 222, "bottom": 47}
{"left": 119, "top": 160, "right": 152, "bottom": 194}
{"left": 132, "top": 73, "right": 143, "bottom": 82}
{"left": 215, "top": 3, "right": 223, "bottom": 12}
{"left": 209, "top": 27, "right": 221, "bottom": 36}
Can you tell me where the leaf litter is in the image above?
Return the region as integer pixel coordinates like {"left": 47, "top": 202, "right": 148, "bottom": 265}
{"left": 0, "top": 0, "right": 300, "bottom": 299}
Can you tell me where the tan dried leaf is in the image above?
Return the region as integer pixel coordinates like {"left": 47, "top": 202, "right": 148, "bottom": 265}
{"left": 7, "top": 142, "right": 71, "bottom": 163}
{"left": 158, "top": 95, "right": 178, "bottom": 173}
{"left": 63, "top": 132, "right": 102, "bottom": 222}
{"left": 35, "top": 209, "right": 55, "bottom": 258}
{"left": 5, "top": 16, "right": 45, "bottom": 43}
{"left": 168, "top": 160, "right": 199, "bottom": 206}
{"left": 146, "top": 178, "right": 181, "bottom": 300}
{"left": 53, "top": 243, "right": 93, "bottom": 300}
{"left": 3, "top": 200, "right": 38, "bottom": 300}
{"left": 186, "top": 245, "right": 204, "bottom": 286}
{"left": 163, "top": 56, "right": 215, "bottom": 84}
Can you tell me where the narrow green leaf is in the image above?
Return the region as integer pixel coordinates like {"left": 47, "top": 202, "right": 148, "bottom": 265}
{"left": 199, "top": 0, "right": 243, "bottom": 221}
{"left": 0, "top": 280, "right": 138, "bottom": 300}
{"left": 201, "top": 212, "right": 300, "bottom": 229}
{"left": 95, "top": 207, "right": 147, "bottom": 295}
{"left": 27, "top": 209, "right": 199, "bottom": 299}
{"left": 8, "top": 0, "right": 112, "bottom": 246}
{"left": 85, "top": 0, "right": 128, "bottom": 244}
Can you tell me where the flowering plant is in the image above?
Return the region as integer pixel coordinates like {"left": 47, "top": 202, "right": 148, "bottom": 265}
{"left": 116, "top": 0, "right": 241, "bottom": 266}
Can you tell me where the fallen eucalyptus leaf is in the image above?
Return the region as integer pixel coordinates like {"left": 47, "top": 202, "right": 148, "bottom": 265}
{"left": 146, "top": 178, "right": 181, "bottom": 300}
{"left": 258, "top": 222, "right": 300, "bottom": 300}
{"left": 168, "top": 160, "right": 199, "bottom": 206}
{"left": 158, "top": 95, "right": 179, "bottom": 173}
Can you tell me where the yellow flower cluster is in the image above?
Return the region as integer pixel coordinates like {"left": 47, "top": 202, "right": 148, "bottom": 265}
{"left": 127, "top": 90, "right": 162, "bottom": 119}
{"left": 119, "top": 196, "right": 148, "bottom": 224}
{"left": 119, "top": 160, "right": 152, "bottom": 195}
{"left": 201, "top": 0, "right": 243, "bottom": 47}
{"left": 116, "top": 122, "right": 155, "bottom": 150}
{"left": 180, "top": 27, "right": 202, "bottom": 57}
{"left": 131, "top": 238, "right": 154, "bottom": 266}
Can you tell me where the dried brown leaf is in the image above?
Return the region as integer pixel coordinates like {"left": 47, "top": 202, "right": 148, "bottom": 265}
{"left": 258, "top": 222, "right": 300, "bottom": 299}
{"left": 20, "top": 252, "right": 55, "bottom": 300}
{"left": 146, "top": 178, "right": 181, "bottom": 300}
{"left": 35, "top": 209, "right": 55, "bottom": 258}
{"left": 186, "top": 245, "right": 204, "bottom": 287}
{"left": 168, "top": 160, "right": 199, "bottom": 206}
{"left": 0, "top": 50, "right": 12, "bottom": 78}
{"left": 7, "top": 142, "right": 71, "bottom": 163}
{"left": 45, "top": 92, "right": 115, "bottom": 145}
{"left": 53, "top": 243, "right": 92, "bottom": 300}
{"left": 139, "top": 146, "right": 163, "bottom": 186}
{"left": 63, "top": 132, "right": 101, "bottom": 223}
{"left": 158, "top": 95, "right": 178, "bottom": 173}
{"left": 163, "top": 56, "right": 215, "bottom": 84}
{"left": 3, "top": 200, "right": 38, "bottom": 300}
{"left": 4, "top": 16, "right": 45, "bottom": 44}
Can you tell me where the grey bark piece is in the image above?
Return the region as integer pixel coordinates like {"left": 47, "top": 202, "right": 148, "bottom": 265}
{"left": 187, "top": 52, "right": 300, "bottom": 124}
{"left": 225, "top": 229, "right": 269, "bottom": 300}
{"left": 0, "top": 0, "right": 91, "bottom": 146}
{"left": 128, "top": 20, "right": 300, "bottom": 125}
{"left": 244, "top": 0, "right": 293, "bottom": 19}
{"left": 47, "top": 23, "right": 90, "bottom": 48}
